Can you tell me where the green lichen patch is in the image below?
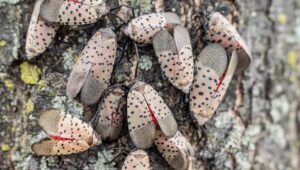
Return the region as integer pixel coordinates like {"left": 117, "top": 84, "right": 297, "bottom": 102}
{"left": 139, "top": 55, "right": 152, "bottom": 71}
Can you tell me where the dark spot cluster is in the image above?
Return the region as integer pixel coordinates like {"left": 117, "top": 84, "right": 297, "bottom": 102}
{"left": 57, "top": 2, "right": 99, "bottom": 25}
{"left": 129, "top": 13, "right": 166, "bottom": 43}
{"left": 190, "top": 65, "right": 219, "bottom": 113}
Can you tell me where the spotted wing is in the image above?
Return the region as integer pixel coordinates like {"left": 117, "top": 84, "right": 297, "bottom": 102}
{"left": 121, "top": 150, "right": 150, "bottom": 170}
{"left": 189, "top": 44, "right": 228, "bottom": 125}
{"left": 80, "top": 28, "right": 116, "bottom": 105}
{"left": 127, "top": 82, "right": 156, "bottom": 149}
{"left": 153, "top": 29, "right": 190, "bottom": 93}
{"left": 154, "top": 130, "right": 194, "bottom": 170}
{"left": 40, "top": 0, "right": 106, "bottom": 25}
{"left": 126, "top": 12, "right": 181, "bottom": 44}
{"left": 207, "top": 50, "right": 238, "bottom": 114}
{"left": 38, "top": 109, "right": 96, "bottom": 141}
{"left": 31, "top": 138, "right": 90, "bottom": 155}
{"left": 26, "top": 0, "right": 58, "bottom": 59}
{"left": 126, "top": 13, "right": 167, "bottom": 43}
{"left": 142, "top": 83, "right": 177, "bottom": 138}
{"left": 207, "top": 12, "right": 251, "bottom": 73}
{"left": 66, "top": 30, "right": 102, "bottom": 98}
{"left": 95, "top": 88, "right": 125, "bottom": 141}
{"left": 173, "top": 25, "right": 194, "bottom": 93}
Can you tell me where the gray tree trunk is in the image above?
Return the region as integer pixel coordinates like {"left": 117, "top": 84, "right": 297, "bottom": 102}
{"left": 0, "top": 0, "right": 299, "bottom": 169}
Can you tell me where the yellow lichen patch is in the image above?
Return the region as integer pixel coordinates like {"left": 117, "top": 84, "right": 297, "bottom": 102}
{"left": 289, "top": 75, "right": 297, "bottom": 82}
{"left": 287, "top": 50, "right": 298, "bottom": 69}
{"left": 37, "top": 80, "right": 47, "bottom": 90}
{"left": 3, "top": 79, "right": 14, "bottom": 90}
{"left": 1, "top": 144, "right": 10, "bottom": 152}
{"left": 20, "top": 62, "right": 41, "bottom": 84}
{"left": 25, "top": 98, "right": 34, "bottom": 113}
{"left": 0, "top": 39, "right": 7, "bottom": 47}
{"left": 277, "top": 13, "right": 287, "bottom": 25}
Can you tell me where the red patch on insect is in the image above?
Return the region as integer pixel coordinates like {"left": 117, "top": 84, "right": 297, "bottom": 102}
{"left": 148, "top": 107, "right": 158, "bottom": 125}
{"left": 67, "top": 0, "right": 80, "bottom": 3}
{"left": 49, "top": 135, "right": 74, "bottom": 141}
{"left": 111, "top": 113, "right": 116, "bottom": 123}
{"left": 216, "top": 72, "right": 226, "bottom": 91}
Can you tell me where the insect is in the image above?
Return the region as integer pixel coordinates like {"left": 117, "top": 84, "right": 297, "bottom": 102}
{"left": 127, "top": 81, "right": 177, "bottom": 149}
{"left": 39, "top": 0, "right": 109, "bottom": 26}
{"left": 31, "top": 108, "right": 101, "bottom": 155}
{"left": 66, "top": 28, "right": 117, "bottom": 105}
{"left": 154, "top": 129, "right": 194, "bottom": 170}
{"left": 206, "top": 12, "right": 251, "bottom": 74}
{"left": 26, "top": 0, "right": 59, "bottom": 59}
{"left": 190, "top": 44, "right": 238, "bottom": 125}
{"left": 94, "top": 87, "right": 126, "bottom": 141}
{"left": 125, "top": 12, "right": 181, "bottom": 44}
{"left": 153, "top": 25, "right": 194, "bottom": 93}
{"left": 121, "top": 149, "right": 150, "bottom": 170}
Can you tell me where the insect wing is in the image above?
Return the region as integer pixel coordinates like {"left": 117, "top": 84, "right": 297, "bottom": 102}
{"left": 190, "top": 44, "right": 228, "bottom": 125}
{"left": 32, "top": 138, "right": 90, "bottom": 155}
{"left": 40, "top": 0, "right": 107, "bottom": 25}
{"left": 207, "top": 50, "right": 238, "bottom": 114}
{"left": 142, "top": 83, "right": 177, "bottom": 138}
{"left": 66, "top": 31, "right": 101, "bottom": 97}
{"left": 122, "top": 150, "right": 150, "bottom": 170}
{"left": 126, "top": 12, "right": 181, "bottom": 43}
{"left": 95, "top": 88, "right": 125, "bottom": 141}
{"left": 173, "top": 25, "right": 194, "bottom": 93}
{"left": 79, "top": 28, "right": 117, "bottom": 105}
{"left": 26, "top": 0, "right": 58, "bottom": 59}
{"left": 207, "top": 12, "right": 251, "bottom": 73}
{"left": 127, "top": 82, "right": 156, "bottom": 149}
{"left": 38, "top": 109, "right": 99, "bottom": 143}
{"left": 154, "top": 130, "right": 193, "bottom": 170}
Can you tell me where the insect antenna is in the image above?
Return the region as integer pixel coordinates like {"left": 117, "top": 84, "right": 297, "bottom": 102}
{"left": 109, "top": 4, "right": 136, "bottom": 12}
{"left": 77, "top": 150, "right": 90, "bottom": 169}
{"left": 148, "top": 150, "right": 169, "bottom": 167}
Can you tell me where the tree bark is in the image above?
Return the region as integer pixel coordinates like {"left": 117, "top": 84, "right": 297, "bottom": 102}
{"left": 0, "top": 0, "right": 299, "bottom": 169}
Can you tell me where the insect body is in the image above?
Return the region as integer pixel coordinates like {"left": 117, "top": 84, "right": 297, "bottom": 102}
{"left": 190, "top": 44, "right": 238, "bottom": 125}
{"left": 122, "top": 149, "right": 150, "bottom": 170}
{"left": 95, "top": 87, "right": 126, "bottom": 141}
{"left": 66, "top": 28, "right": 117, "bottom": 105}
{"left": 39, "top": 0, "right": 108, "bottom": 25}
{"left": 31, "top": 109, "right": 101, "bottom": 155}
{"left": 153, "top": 25, "right": 194, "bottom": 93}
{"left": 26, "top": 0, "right": 59, "bottom": 59}
{"left": 154, "top": 129, "right": 194, "bottom": 170}
{"left": 127, "top": 81, "right": 177, "bottom": 149}
{"left": 125, "top": 12, "right": 181, "bottom": 44}
{"left": 206, "top": 12, "right": 251, "bottom": 74}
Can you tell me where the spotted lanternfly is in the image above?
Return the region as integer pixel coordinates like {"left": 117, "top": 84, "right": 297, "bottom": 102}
{"left": 153, "top": 25, "right": 194, "bottom": 93}
{"left": 121, "top": 149, "right": 150, "bottom": 170}
{"left": 206, "top": 12, "right": 251, "bottom": 74}
{"left": 125, "top": 12, "right": 181, "bottom": 44}
{"left": 66, "top": 28, "right": 116, "bottom": 105}
{"left": 127, "top": 81, "right": 177, "bottom": 149}
{"left": 94, "top": 87, "right": 126, "bottom": 141}
{"left": 31, "top": 109, "right": 101, "bottom": 155}
{"left": 190, "top": 44, "right": 238, "bottom": 125}
{"left": 26, "top": 0, "right": 59, "bottom": 59}
{"left": 39, "top": 0, "right": 108, "bottom": 25}
{"left": 154, "top": 129, "right": 194, "bottom": 170}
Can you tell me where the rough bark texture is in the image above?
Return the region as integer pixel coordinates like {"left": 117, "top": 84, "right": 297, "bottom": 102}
{"left": 0, "top": 0, "right": 299, "bottom": 169}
